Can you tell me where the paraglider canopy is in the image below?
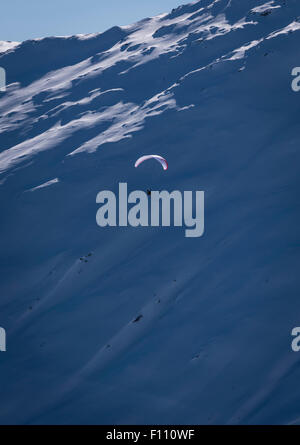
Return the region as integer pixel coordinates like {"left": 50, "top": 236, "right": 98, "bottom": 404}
{"left": 134, "top": 155, "right": 168, "bottom": 171}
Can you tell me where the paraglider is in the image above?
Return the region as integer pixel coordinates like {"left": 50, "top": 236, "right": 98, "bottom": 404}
{"left": 134, "top": 155, "right": 168, "bottom": 171}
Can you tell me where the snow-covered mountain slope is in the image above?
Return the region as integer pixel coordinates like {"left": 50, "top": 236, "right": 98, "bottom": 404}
{"left": 0, "top": 0, "right": 300, "bottom": 424}
{"left": 0, "top": 41, "right": 19, "bottom": 54}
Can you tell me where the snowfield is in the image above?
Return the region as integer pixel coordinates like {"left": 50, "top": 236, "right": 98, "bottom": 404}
{"left": 0, "top": 0, "right": 300, "bottom": 424}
